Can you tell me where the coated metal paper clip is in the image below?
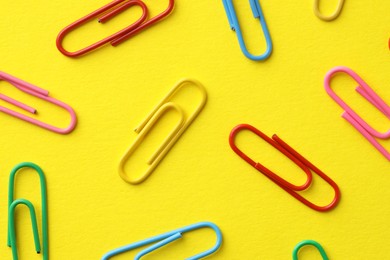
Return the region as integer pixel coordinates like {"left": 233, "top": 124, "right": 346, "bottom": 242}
{"left": 101, "top": 222, "right": 222, "bottom": 260}
{"left": 119, "top": 79, "right": 207, "bottom": 184}
{"left": 314, "top": 0, "right": 344, "bottom": 21}
{"left": 325, "top": 66, "right": 390, "bottom": 160}
{"left": 7, "top": 162, "right": 48, "bottom": 260}
{"left": 293, "top": 240, "right": 329, "bottom": 260}
{"left": 229, "top": 124, "right": 340, "bottom": 212}
{"left": 56, "top": 0, "right": 174, "bottom": 57}
{"left": 222, "top": 0, "right": 272, "bottom": 61}
{"left": 0, "top": 71, "right": 77, "bottom": 134}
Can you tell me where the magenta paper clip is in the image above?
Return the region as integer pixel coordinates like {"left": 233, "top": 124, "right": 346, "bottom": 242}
{"left": 0, "top": 71, "right": 77, "bottom": 134}
{"left": 325, "top": 66, "right": 390, "bottom": 160}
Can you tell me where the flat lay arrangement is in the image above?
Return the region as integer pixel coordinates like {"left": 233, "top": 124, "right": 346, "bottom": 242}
{"left": 0, "top": 1, "right": 389, "bottom": 259}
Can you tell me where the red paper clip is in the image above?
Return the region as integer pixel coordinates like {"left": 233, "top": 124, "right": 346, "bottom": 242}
{"left": 229, "top": 124, "right": 340, "bottom": 212}
{"left": 56, "top": 0, "right": 174, "bottom": 57}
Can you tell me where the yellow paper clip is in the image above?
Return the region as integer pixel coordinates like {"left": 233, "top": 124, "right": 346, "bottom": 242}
{"left": 119, "top": 79, "right": 207, "bottom": 184}
{"left": 313, "top": 0, "right": 345, "bottom": 21}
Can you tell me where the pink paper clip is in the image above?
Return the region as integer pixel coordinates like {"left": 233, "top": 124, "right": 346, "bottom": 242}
{"left": 325, "top": 66, "right": 390, "bottom": 160}
{"left": 0, "top": 71, "right": 77, "bottom": 134}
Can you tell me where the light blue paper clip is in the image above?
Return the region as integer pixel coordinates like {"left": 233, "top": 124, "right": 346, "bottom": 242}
{"left": 101, "top": 222, "right": 222, "bottom": 260}
{"left": 222, "top": 0, "right": 273, "bottom": 61}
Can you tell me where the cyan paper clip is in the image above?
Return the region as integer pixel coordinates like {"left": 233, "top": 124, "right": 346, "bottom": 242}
{"left": 222, "top": 0, "right": 272, "bottom": 61}
{"left": 101, "top": 222, "right": 222, "bottom": 260}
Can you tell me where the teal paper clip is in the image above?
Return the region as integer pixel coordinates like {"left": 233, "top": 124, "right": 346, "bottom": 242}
{"left": 293, "top": 240, "right": 329, "bottom": 260}
{"left": 222, "top": 0, "right": 273, "bottom": 61}
{"left": 101, "top": 222, "right": 222, "bottom": 260}
{"left": 7, "top": 162, "right": 48, "bottom": 260}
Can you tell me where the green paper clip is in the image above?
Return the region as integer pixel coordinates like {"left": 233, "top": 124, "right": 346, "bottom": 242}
{"left": 7, "top": 162, "right": 48, "bottom": 260}
{"left": 293, "top": 240, "right": 329, "bottom": 260}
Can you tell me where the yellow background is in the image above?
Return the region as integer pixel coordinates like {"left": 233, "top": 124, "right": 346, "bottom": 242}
{"left": 0, "top": 0, "right": 389, "bottom": 259}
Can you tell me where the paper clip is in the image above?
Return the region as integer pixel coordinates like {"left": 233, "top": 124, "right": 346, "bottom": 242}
{"left": 229, "top": 124, "right": 340, "bottom": 212}
{"left": 293, "top": 240, "right": 329, "bottom": 260}
{"left": 56, "top": 0, "right": 174, "bottom": 57}
{"left": 222, "top": 0, "right": 272, "bottom": 61}
{"left": 313, "top": 0, "right": 345, "bottom": 21}
{"left": 101, "top": 222, "right": 222, "bottom": 260}
{"left": 0, "top": 71, "right": 77, "bottom": 134}
{"left": 119, "top": 79, "right": 207, "bottom": 184}
{"left": 325, "top": 66, "right": 390, "bottom": 160}
{"left": 7, "top": 162, "right": 48, "bottom": 260}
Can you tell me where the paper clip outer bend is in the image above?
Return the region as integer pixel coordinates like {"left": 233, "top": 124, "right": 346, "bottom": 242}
{"left": 229, "top": 124, "right": 340, "bottom": 212}
{"left": 0, "top": 71, "right": 77, "bottom": 134}
{"left": 313, "top": 0, "right": 345, "bottom": 21}
{"left": 101, "top": 222, "right": 222, "bottom": 260}
{"left": 222, "top": 0, "right": 272, "bottom": 61}
{"left": 292, "top": 240, "right": 329, "bottom": 260}
{"left": 119, "top": 79, "right": 207, "bottom": 184}
{"left": 325, "top": 66, "right": 390, "bottom": 160}
{"left": 7, "top": 162, "right": 48, "bottom": 260}
{"left": 56, "top": 0, "right": 175, "bottom": 57}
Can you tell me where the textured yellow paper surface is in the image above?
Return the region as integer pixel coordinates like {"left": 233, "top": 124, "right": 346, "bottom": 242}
{"left": 0, "top": 1, "right": 389, "bottom": 259}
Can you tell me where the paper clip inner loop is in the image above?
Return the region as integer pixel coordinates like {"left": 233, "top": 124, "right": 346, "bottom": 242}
{"left": 292, "top": 240, "right": 329, "bottom": 260}
{"left": 0, "top": 71, "right": 77, "bottom": 134}
{"left": 101, "top": 222, "right": 222, "bottom": 260}
{"left": 325, "top": 66, "right": 390, "bottom": 160}
{"left": 313, "top": 0, "right": 345, "bottom": 21}
{"left": 56, "top": 0, "right": 174, "bottom": 57}
{"left": 119, "top": 79, "right": 207, "bottom": 184}
{"left": 222, "top": 0, "right": 272, "bottom": 61}
{"left": 7, "top": 162, "right": 48, "bottom": 260}
{"left": 229, "top": 124, "right": 340, "bottom": 212}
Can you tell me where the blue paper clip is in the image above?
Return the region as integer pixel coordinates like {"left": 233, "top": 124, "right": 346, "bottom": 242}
{"left": 222, "top": 0, "right": 273, "bottom": 61}
{"left": 101, "top": 222, "right": 222, "bottom": 260}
